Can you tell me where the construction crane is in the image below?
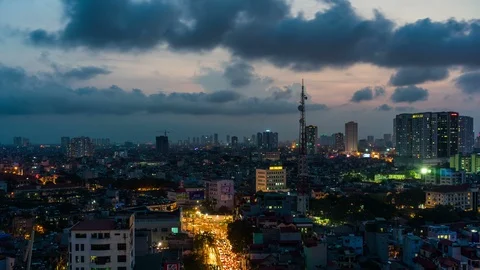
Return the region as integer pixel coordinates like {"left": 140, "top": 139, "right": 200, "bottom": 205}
{"left": 156, "top": 130, "right": 171, "bottom": 137}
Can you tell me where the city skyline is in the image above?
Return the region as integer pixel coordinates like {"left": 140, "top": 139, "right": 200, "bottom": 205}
{"left": 1, "top": 0, "right": 480, "bottom": 142}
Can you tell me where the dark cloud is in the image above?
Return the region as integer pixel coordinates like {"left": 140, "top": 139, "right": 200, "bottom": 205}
{"left": 389, "top": 67, "right": 449, "bottom": 86}
{"left": 39, "top": 52, "right": 111, "bottom": 81}
{"left": 223, "top": 60, "right": 255, "bottom": 88}
{"left": 350, "top": 86, "right": 385, "bottom": 103}
{"left": 454, "top": 71, "right": 480, "bottom": 94}
{"left": 0, "top": 64, "right": 327, "bottom": 116}
{"left": 62, "top": 66, "right": 111, "bottom": 80}
{"left": 391, "top": 85, "right": 429, "bottom": 103}
{"left": 192, "top": 60, "right": 273, "bottom": 96}
{"left": 270, "top": 86, "right": 293, "bottom": 100}
{"left": 375, "top": 104, "right": 392, "bottom": 111}
{"left": 25, "top": 0, "right": 480, "bottom": 70}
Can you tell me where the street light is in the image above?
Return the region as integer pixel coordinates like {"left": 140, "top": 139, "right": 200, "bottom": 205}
{"left": 421, "top": 167, "right": 429, "bottom": 185}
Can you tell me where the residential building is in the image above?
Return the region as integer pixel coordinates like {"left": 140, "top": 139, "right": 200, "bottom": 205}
{"left": 255, "top": 166, "right": 287, "bottom": 192}
{"left": 155, "top": 136, "right": 169, "bottom": 155}
{"left": 61, "top": 137, "right": 70, "bottom": 154}
{"left": 427, "top": 225, "right": 457, "bottom": 242}
{"left": 231, "top": 136, "right": 238, "bottom": 148}
{"left": 69, "top": 215, "right": 135, "bottom": 270}
{"left": 206, "top": 179, "right": 234, "bottom": 210}
{"left": 450, "top": 153, "right": 480, "bottom": 173}
{"left": 459, "top": 116, "right": 475, "bottom": 154}
{"left": 425, "top": 184, "right": 477, "bottom": 211}
{"left": 402, "top": 234, "right": 423, "bottom": 268}
{"left": 345, "top": 122, "right": 358, "bottom": 153}
{"left": 259, "top": 130, "right": 279, "bottom": 151}
{"left": 424, "top": 168, "right": 466, "bottom": 185}
{"left": 395, "top": 112, "right": 459, "bottom": 159}
{"left": 305, "top": 125, "right": 318, "bottom": 155}
{"left": 341, "top": 234, "right": 363, "bottom": 255}
{"left": 334, "top": 132, "right": 345, "bottom": 152}
{"left": 68, "top": 137, "right": 94, "bottom": 158}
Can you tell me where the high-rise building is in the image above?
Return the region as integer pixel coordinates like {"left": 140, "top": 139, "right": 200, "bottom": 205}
{"left": 305, "top": 125, "right": 318, "bottom": 155}
{"left": 231, "top": 136, "right": 238, "bottom": 148}
{"left": 383, "top": 134, "right": 392, "bottom": 147}
{"left": 69, "top": 137, "right": 94, "bottom": 158}
{"left": 155, "top": 136, "right": 169, "bottom": 155}
{"left": 214, "top": 133, "right": 218, "bottom": 146}
{"left": 459, "top": 116, "right": 474, "bottom": 154}
{"left": 61, "top": 137, "right": 70, "bottom": 154}
{"left": 226, "top": 135, "right": 230, "bottom": 146}
{"left": 13, "top": 137, "right": 29, "bottom": 147}
{"left": 345, "top": 121, "right": 358, "bottom": 153}
{"left": 395, "top": 112, "right": 459, "bottom": 159}
{"left": 367, "top": 136, "right": 374, "bottom": 146}
{"left": 68, "top": 215, "right": 135, "bottom": 270}
{"left": 255, "top": 165, "right": 287, "bottom": 192}
{"left": 319, "top": 135, "right": 333, "bottom": 147}
{"left": 261, "top": 130, "right": 279, "bottom": 151}
{"left": 256, "top": 132, "right": 263, "bottom": 148}
{"left": 334, "top": 133, "right": 345, "bottom": 152}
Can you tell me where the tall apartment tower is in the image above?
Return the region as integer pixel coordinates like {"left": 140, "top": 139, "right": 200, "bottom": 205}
{"left": 155, "top": 136, "right": 169, "bottom": 154}
{"left": 61, "top": 137, "right": 71, "bottom": 154}
{"left": 69, "top": 137, "right": 94, "bottom": 158}
{"left": 345, "top": 121, "right": 358, "bottom": 153}
{"left": 334, "top": 133, "right": 345, "bottom": 152}
{"left": 459, "top": 116, "right": 475, "bottom": 154}
{"left": 395, "top": 112, "right": 459, "bottom": 159}
{"left": 305, "top": 125, "right": 318, "bottom": 155}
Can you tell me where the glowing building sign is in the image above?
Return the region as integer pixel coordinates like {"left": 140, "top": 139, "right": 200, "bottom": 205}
{"left": 269, "top": 166, "right": 283, "bottom": 170}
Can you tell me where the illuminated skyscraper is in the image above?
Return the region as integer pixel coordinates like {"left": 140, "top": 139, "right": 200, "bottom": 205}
{"left": 261, "top": 130, "right": 278, "bottom": 151}
{"left": 395, "top": 112, "right": 459, "bottom": 159}
{"left": 68, "top": 137, "right": 94, "bottom": 158}
{"left": 305, "top": 125, "right": 318, "bottom": 155}
{"left": 345, "top": 121, "right": 358, "bottom": 153}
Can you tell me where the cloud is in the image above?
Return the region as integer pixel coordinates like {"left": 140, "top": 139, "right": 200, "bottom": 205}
{"left": 389, "top": 67, "right": 449, "bottom": 86}
{"left": 193, "top": 60, "right": 273, "bottom": 96}
{"left": 350, "top": 86, "right": 385, "bottom": 103}
{"left": 39, "top": 52, "right": 111, "bottom": 81}
{"left": 391, "top": 85, "right": 429, "bottom": 103}
{"left": 375, "top": 104, "right": 392, "bottom": 111}
{"left": 223, "top": 60, "right": 264, "bottom": 88}
{"left": 62, "top": 66, "right": 111, "bottom": 80}
{"left": 0, "top": 64, "right": 327, "bottom": 116}
{"left": 25, "top": 0, "right": 480, "bottom": 71}
{"left": 454, "top": 71, "right": 480, "bottom": 94}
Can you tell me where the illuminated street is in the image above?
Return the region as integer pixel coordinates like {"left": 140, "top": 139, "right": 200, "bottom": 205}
{"left": 183, "top": 210, "right": 239, "bottom": 270}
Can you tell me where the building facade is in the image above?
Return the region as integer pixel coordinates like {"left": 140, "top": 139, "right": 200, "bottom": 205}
{"left": 305, "top": 125, "right": 318, "bottom": 155}
{"left": 345, "top": 121, "right": 358, "bottom": 153}
{"left": 69, "top": 215, "right": 135, "bottom": 270}
{"left": 395, "top": 112, "right": 459, "bottom": 159}
{"left": 459, "top": 116, "right": 474, "bottom": 154}
{"left": 155, "top": 136, "right": 169, "bottom": 154}
{"left": 255, "top": 166, "right": 287, "bottom": 192}
{"left": 425, "top": 184, "right": 477, "bottom": 211}
{"left": 206, "top": 179, "right": 234, "bottom": 210}
{"left": 334, "top": 133, "right": 345, "bottom": 152}
{"left": 68, "top": 137, "right": 94, "bottom": 158}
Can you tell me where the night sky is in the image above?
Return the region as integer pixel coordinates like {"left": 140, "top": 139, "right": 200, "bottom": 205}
{"left": 0, "top": 0, "right": 479, "bottom": 143}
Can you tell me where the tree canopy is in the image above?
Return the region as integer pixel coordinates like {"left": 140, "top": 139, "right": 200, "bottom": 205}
{"left": 227, "top": 220, "right": 254, "bottom": 253}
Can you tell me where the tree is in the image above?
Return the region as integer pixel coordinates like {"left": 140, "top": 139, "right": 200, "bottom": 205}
{"left": 227, "top": 220, "right": 254, "bottom": 253}
{"left": 183, "top": 253, "right": 207, "bottom": 270}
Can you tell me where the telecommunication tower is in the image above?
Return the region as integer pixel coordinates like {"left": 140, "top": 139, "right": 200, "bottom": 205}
{"left": 297, "top": 79, "right": 309, "bottom": 214}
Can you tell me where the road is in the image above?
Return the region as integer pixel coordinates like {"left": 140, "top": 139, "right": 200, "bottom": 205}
{"left": 182, "top": 212, "right": 239, "bottom": 270}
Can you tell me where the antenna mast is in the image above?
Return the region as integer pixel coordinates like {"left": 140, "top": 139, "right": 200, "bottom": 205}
{"left": 297, "top": 79, "right": 309, "bottom": 214}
